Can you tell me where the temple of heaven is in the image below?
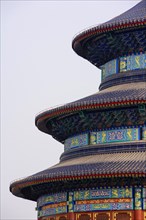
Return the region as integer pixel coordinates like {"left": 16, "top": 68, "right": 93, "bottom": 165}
{"left": 10, "top": 1, "right": 146, "bottom": 220}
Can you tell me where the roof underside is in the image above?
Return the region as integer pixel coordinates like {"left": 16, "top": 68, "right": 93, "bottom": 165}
{"left": 10, "top": 150, "right": 146, "bottom": 200}
{"left": 36, "top": 82, "right": 146, "bottom": 121}
{"left": 73, "top": 25, "right": 146, "bottom": 68}
{"left": 35, "top": 82, "right": 146, "bottom": 142}
{"left": 72, "top": 0, "right": 146, "bottom": 67}
{"left": 10, "top": 0, "right": 146, "bottom": 202}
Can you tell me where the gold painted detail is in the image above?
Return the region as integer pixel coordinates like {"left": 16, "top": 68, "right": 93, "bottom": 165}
{"left": 76, "top": 198, "right": 132, "bottom": 205}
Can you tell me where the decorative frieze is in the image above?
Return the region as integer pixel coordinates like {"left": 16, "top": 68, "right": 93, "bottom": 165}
{"left": 142, "top": 127, "right": 146, "bottom": 140}
{"left": 64, "top": 128, "right": 141, "bottom": 151}
{"left": 74, "top": 200, "right": 133, "bottom": 212}
{"left": 74, "top": 188, "right": 132, "bottom": 200}
{"left": 37, "top": 187, "right": 146, "bottom": 217}
{"left": 143, "top": 188, "right": 146, "bottom": 210}
{"left": 38, "top": 205, "right": 67, "bottom": 217}
{"left": 143, "top": 199, "right": 146, "bottom": 210}
{"left": 135, "top": 188, "right": 142, "bottom": 210}
{"left": 96, "top": 128, "right": 140, "bottom": 144}
{"left": 143, "top": 188, "right": 146, "bottom": 198}
{"left": 64, "top": 133, "right": 88, "bottom": 151}
{"left": 37, "top": 193, "right": 67, "bottom": 207}
{"left": 74, "top": 196, "right": 134, "bottom": 212}
{"left": 101, "top": 59, "right": 118, "bottom": 80}
{"left": 100, "top": 53, "right": 146, "bottom": 81}
{"left": 120, "top": 53, "right": 146, "bottom": 72}
{"left": 68, "top": 192, "right": 74, "bottom": 213}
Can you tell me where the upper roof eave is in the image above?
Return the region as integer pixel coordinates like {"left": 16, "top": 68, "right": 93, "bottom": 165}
{"left": 72, "top": 0, "right": 146, "bottom": 57}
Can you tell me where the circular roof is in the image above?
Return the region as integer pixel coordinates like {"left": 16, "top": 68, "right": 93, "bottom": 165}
{"left": 10, "top": 150, "right": 146, "bottom": 201}
{"left": 10, "top": 1, "right": 146, "bottom": 203}
{"left": 72, "top": 0, "right": 146, "bottom": 67}
{"left": 35, "top": 82, "right": 146, "bottom": 141}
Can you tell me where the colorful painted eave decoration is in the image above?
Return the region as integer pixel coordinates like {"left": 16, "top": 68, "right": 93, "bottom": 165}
{"left": 10, "top": 171, "right": 146, "bottom": 196}
{"left": 72, "top": 19, "right": 146, "bottom": 50}
{"left": 36, "top": 100, "right": 146, "bottom": 126}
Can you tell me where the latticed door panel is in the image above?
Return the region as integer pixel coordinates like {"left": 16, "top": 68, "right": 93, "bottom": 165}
{"left": 78, "top": 214, "right": 91, "bottom": 220}
{"left": 58, "top": 217, "right": 67, "bottom": 220}
{"left": 41, "top": 218, "right": 55, "bottom": 220}
{"left": 116, "top": 213, "right": 130, "bottom": 220}
{"left": 95, "top": 213, "right": 109, "bottom": 220}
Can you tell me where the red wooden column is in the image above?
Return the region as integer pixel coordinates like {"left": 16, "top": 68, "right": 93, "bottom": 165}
{"left": 134, "top": 210, "right": 144, "bottom": 220}
{"left": 67, "top": 212, "right": 75, "bottom": 220}
{"left": 134, "top": 210, "right": 143, "bottom": 220}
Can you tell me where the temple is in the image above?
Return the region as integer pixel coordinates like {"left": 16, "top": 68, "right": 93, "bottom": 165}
{"left": 10, "top": 1, "right": 146, "bottom": 220}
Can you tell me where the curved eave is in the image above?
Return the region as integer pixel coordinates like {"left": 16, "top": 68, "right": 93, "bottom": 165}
{"left": 35, "top": 99, "right": 146, "bottom": 131}
{"left": 10, "top": 172, "right": 146, "bottom": 200}
{"left": 10, "top": 151, "right": 146, "bottom": 200}
{"left": 73, "top": 19, "right": 146, "bottom": 48}
{"left": 72, "top": 18, "right": 146, "bottom": 61}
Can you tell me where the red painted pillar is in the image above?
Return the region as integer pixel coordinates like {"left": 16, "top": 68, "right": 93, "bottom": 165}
{"left": 134, "top": 210, "right": 143, "bottom": 220}
{"left": 67, "top": 212, "right": 75, "bottom": 220}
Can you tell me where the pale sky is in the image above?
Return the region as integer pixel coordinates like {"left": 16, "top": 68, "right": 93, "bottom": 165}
{"left": 1, "top": 1, "right": 141, "bottom": 219}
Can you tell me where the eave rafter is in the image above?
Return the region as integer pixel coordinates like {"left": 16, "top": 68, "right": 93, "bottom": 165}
{"left": 44, "top": 104, "right": 146, "bottom": 142}
{"left": 85, "top": 29, "right": 146, "bottom": 67}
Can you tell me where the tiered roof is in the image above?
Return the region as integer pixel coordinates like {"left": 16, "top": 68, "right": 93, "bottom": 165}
{"left": 10, "top": 0, "right": 146, "bottom": 202}
{"left": 36, "top": 82, "right": 146, "bottom": 142}
{"left": 10, "top": 151, "right": 145, "bottom": 201}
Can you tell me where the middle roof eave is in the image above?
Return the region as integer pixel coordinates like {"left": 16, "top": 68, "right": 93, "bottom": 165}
{"left": 35, "top": 82, "right": 146, "bottom": 127}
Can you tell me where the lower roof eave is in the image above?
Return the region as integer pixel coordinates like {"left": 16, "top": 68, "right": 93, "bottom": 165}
{"left": 10, "top": 171, "right": 146, "bottom": 200}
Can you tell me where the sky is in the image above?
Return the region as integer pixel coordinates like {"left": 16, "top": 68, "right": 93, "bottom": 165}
{"left": 1, "top": 0, "right": 141, "bottom": 219}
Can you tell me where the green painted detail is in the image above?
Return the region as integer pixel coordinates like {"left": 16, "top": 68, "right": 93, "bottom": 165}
{"left": 68, "top": 192, "right": 74, "bottom": 212}
{"left": 96, "top": 128, "right": 140, "bottom": 144}
{"left": 135, "top": 188, "right": 142, "bottom": 210}
{"left": 100, "top": 53, "right": 146, "bottom": 81}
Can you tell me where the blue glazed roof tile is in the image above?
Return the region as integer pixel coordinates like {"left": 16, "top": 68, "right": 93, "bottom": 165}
{"left": 23, "top": 151, "right": 146, "bottom": 181}
{"left": 104, "top": 0, "right": 146, "bottom": 26}
{"left": 72, "top": 1, "right": 146, "bottom": 67}
{"left": 35, "top": 82, "right": 146, "bottom": 126}
{"left": 10, "top": 1, "right": 146, "bottom": 202}
{"left": 52, "top": 83, "right": 146, "bottom": 114}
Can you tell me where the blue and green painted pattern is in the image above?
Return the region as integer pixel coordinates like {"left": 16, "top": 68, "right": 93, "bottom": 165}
{"left": 120, "top": 53, "right": 146, "bottom": 72}
{"left": 64, "top": 133, "right": 88, "bottom": 151}
{"left": 143, "top": 199, "right": 146, "bottom": 210}
{"left": 142, "top": 127, "right": 146, "bottom": 140}
{"left": 101, "top": 59, "right": 118, "bottom": 80}
{"left": 37, "top": 192, "right": 67, "bottom": 207}
{"left": 64, "top": 128, "right": 141, "bottom": 151}
{"left": 68, "top": 192, "right": 74, "bottom": 212}
{"left": 74, "top": 188, "right": 133, "bottom": 200}
{"left": 38, "top": 206, "right": 67, "bottom": 217}
{"left": 96, "top": 128, "right": 140, "bottom": 144}
{"left": 100, "top": 53, "right": 146, "bottom": 80}
{"left": 37, "top": 187, "right": 146, "bottom": 217}
{"left": 74, "top": 201, "right": 133, "bottom": 212}
{"left": 135, "top": 188, "right": 142, "bottom": 210}
{"left": 142, "top": 188, "right": 146, "bottom": 210}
